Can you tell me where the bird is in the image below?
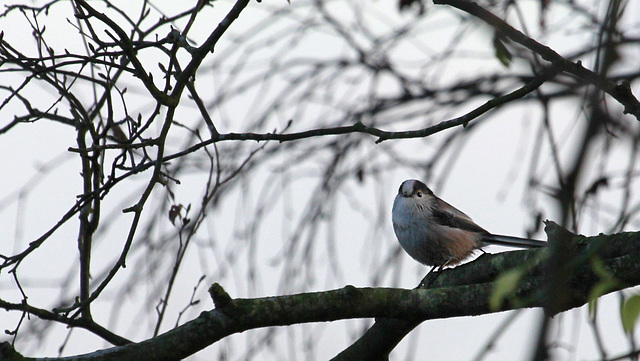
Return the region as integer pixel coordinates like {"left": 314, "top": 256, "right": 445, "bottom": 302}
{"left": 392, "top": 179, "right": 545, "bottom": 273}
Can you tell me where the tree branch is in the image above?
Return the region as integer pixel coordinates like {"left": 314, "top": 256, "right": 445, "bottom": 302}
{"left": 0, "top": 298, "right": 130, "bottom": 346}
{"left": 207, "top": 62, "right": 563, "bottom": 144}
{"left": 433, "top": 0, "right": 640, "bottom": 120}
{"left": 5, "top": 224, "right": 640, "bottom": 361}
{"left": 73, "top": 0, "right": 176, "bottom": 107}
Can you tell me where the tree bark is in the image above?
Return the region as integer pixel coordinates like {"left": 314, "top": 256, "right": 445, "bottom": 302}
{"left": 4, "top": 222, "right": 640, "bottom": 361}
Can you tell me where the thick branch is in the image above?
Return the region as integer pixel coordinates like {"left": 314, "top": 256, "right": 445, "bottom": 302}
{"left": 333, "top": 222, "right": 640, "bottom": 360}
{"left": 5, "top": 225, "right": 640, "bottom": 361}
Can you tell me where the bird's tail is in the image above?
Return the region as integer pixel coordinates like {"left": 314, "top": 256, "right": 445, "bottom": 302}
{"left": 482, "top": 234, "right": 546, "bottom": 248}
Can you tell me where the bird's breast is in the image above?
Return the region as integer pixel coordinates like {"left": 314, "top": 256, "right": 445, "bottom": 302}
{"left": 391, "top": 196, "right": 478, "bottom": 266}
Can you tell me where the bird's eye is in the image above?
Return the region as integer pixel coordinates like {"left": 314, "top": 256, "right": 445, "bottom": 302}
{"left": 416, "top": 190, "right": 422, "bottom": 197}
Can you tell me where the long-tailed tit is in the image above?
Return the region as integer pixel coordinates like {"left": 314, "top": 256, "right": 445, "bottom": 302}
{"left": 392, "top": 179, "right": 545, "bottom": 271}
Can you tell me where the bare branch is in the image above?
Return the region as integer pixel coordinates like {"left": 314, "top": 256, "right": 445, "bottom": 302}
{"left": 433, "top": 0, "right": 640, "bottom": 120}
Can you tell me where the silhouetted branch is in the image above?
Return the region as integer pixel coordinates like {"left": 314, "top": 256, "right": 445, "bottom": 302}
{"left": 433, "top": 0, "right": 640, "bottom": 120}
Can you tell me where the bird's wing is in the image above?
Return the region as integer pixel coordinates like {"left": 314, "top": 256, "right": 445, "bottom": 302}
{"left": 432, "top": 198, "right": 488, "bottom": 234}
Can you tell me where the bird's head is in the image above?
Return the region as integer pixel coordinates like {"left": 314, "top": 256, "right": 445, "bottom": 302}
{"left": 397, "top": 179, "right": 434, "bottom": 199}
